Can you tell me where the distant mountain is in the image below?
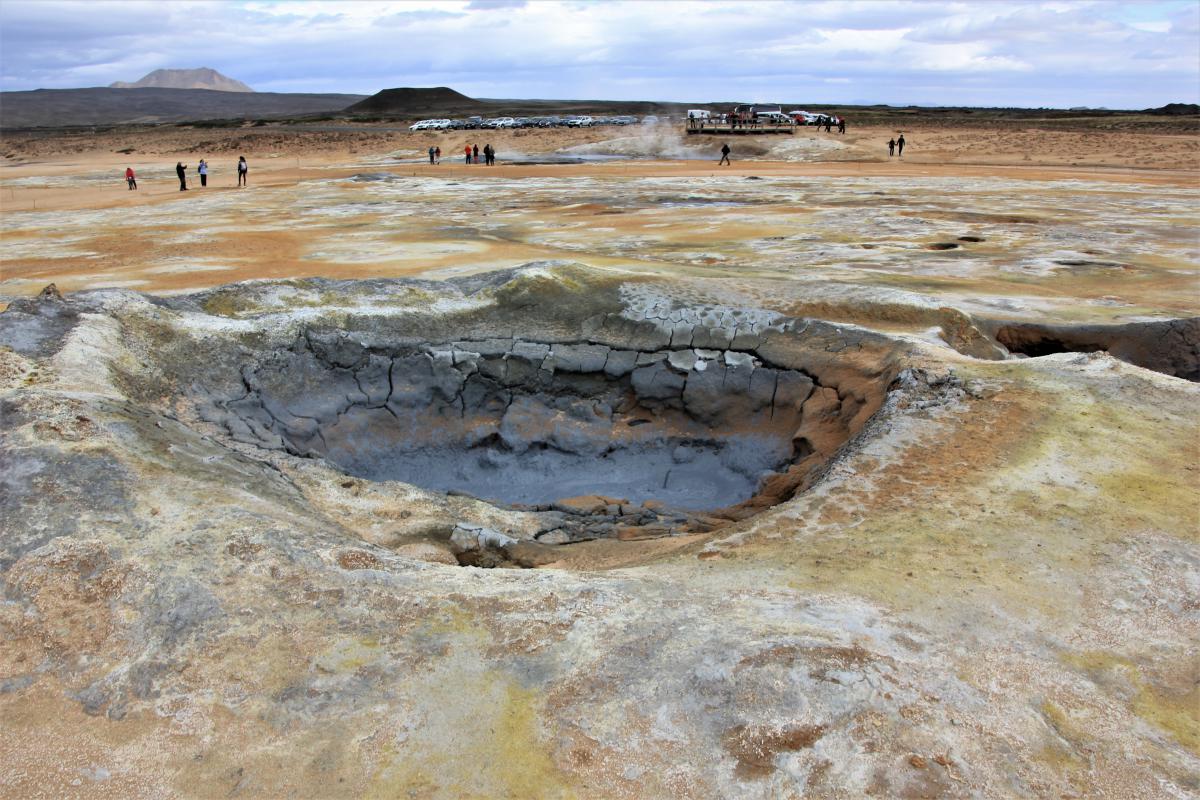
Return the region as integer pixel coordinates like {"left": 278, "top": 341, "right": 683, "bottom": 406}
{"left": 111, "top": 68, "right": 253, "bottom": 93}
{"left": 1144, "top": 103, "right": 1200, "bottom": 116}
{"left": 0, "top": 87, "right": 367, "bottom": 128}
{"left": 345, "top": 87, "right": 485, "bottom": 115}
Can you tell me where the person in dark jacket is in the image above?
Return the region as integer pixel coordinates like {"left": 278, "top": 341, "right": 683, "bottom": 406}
{"left": 718, "top": 143, "right": 731, "bottom": 165}
{"left": 888, "top": 139, "right": 895, "bottom": 157}
{"left": 897, "top": 133, "right": 906, "bottom": 156}
{"left": 176, "top": 162, "right": 188, "bottom": 191}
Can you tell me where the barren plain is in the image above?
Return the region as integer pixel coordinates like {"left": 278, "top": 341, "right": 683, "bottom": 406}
{"left": 0, "top": 117, "right": 1197, "bottom": 799}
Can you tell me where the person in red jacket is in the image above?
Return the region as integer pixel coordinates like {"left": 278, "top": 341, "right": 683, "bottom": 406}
{"left": 464, "top": 144, "right": 472, "bottom": 164}
{"left": 125, "top": 167, "right": 137, "bottom": 190}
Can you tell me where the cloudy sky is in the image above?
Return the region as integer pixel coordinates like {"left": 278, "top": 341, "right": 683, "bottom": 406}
{"left": 1, "top": 0, "right": 1196, "bottom": 108}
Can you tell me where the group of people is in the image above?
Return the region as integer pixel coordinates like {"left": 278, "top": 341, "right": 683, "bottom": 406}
{"left": 125, "top": 157, "right": 248, "bottom": 191}
{"left": 887, "top": 134, "right": 906, "bottom": 157}
{"left": 425, "top": 144, "right": 498, "bottom": 165}
{"left": 465, "top": 143, "right": 496, "bottom": 165}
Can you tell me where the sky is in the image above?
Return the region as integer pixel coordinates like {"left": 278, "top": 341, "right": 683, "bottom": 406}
{"left": 0, "top": 0, "right": 1197, "bottom": 108}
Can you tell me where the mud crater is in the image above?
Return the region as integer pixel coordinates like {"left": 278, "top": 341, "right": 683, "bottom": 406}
{"left": 192, "top": 315, "right": 896, "bottom": 552}
{"left": 212, "top": 335, "right": 857, "bottom": 511}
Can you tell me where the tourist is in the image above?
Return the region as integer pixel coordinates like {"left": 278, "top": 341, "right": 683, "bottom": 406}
{"left": 838, "top": 118, "right": 846, "bottom": 134}
{"left": 897, "top": 133, "right": 906, "bottom": 156}
{"left": 435, "top": 146, "right": 441, "bottom": 164}
{"left": 484, "top": 143, "right": 494, "bottom": 165}
{"left": 473, "top": 144, "right": 479, "bottom": 163}
{"left": 237, "top": 156, "right": 248, "bottom": 186}
{"left": 888, "top": 138, "right": 895, "bottom": 157}
{"left": 176, "top": 162, "right": 188, "bottom": 191}
{"left": 428, "top": 146, "right": 435, "bottom": 164}
{"left": 718, "top": 143, "right": 731, "bottom": 166}
{"left": 125, "top": 167, "right": 137, "bottom": 190}
{"left": 198, "top": 159, "right": 208, "bottom": 187}
{"left": 464, "top": 144, "right": 472, "bottom": 164}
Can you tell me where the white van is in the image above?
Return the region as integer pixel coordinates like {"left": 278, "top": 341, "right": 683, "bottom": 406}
{"left": 687, "top": 109, "right": 711, "bottom": 120}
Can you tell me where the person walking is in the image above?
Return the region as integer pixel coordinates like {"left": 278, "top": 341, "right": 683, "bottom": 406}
{"left": 897, "top": 133, "right": 906, "bottom": 157}
{"left": 237, "top": 156, "right": 248, "bottom": 186}
{"left": 434, "top": 146, "right": 441, "bottom": 164}
{"left": 176, "top": 162, "right": 188, "bottom": 191}
{"left": 718, "top": 143, "right": 731, "bottom": 166}
{"left": 198, "top": 159, "right": 208, "bottom": 187}
{"left": 125, "top": 167, "right": 137, "bottom": 190}
{"left": 428, "top": 146, "right": 435, "bottom": 164}
{"left": 838, "top": 118, "right": 846, "bottom": 135}
{"left": 888, "top": 138, "right": 896, "bottom": 157}
{"left": 464, "top": 144, "right": 472, "bottom": 164}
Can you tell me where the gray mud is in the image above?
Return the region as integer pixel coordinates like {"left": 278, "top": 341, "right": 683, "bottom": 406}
{"left": 208, "top": 336, "right": 816, "bottom": 512}
{"left": 337, "top": 432, "right": 785, "bottom": 510}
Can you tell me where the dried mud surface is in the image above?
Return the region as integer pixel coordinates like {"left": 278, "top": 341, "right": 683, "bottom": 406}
{"left": 0, "top": 122, "right": 1198, "bottom": 799}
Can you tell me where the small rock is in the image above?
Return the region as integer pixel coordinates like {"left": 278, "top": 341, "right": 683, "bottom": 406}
{"left": 909, "top": 755, "right": 928, "bottom": 769}
{"left": 553, "top": 495, "right": 609, "bottom": 515}
{"left": 535, "top": 529, "right": 571, "bottom": 545}
{"left": 449, "top": 523, "right": 514, "bottom": 553}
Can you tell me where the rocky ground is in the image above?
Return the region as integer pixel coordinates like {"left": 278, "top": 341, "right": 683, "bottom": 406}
{"left": 0, "top": 122, "right": 1197, "bottom": 798}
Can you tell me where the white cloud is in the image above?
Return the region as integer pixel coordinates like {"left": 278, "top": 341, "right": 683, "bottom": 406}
{"left": 0, "top": 0, "right": 1195, "bottom": 107}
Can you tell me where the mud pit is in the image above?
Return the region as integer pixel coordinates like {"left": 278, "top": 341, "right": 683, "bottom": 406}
{"left": 227, "top": 339, "right": 820, "bottom": 512}
{"left": 162, "top": 273, "right": 898, "bottom": 552}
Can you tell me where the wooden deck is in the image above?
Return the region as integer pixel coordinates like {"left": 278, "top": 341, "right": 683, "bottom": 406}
{"left": 684, "top": 120, "right": 795, "bottom": 135}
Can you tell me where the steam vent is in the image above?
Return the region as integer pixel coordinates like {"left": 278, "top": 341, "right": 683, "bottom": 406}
{"left": 1, "top": 264, "right": 1198, "bottom": 796}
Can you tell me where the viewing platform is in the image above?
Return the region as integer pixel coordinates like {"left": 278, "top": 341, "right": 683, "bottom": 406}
{"left": 684, "top": 119, "right": 795, "bottom": 135}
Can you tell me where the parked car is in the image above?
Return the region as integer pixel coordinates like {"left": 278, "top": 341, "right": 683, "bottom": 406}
{"left": 409, "top": 118, "right": 448, "bottom": 131}
{"left": 641, "top": 115, "right": 660, "bottom": 125}
{"left": 565, "top": 116, "right": 594, "bottom": 127}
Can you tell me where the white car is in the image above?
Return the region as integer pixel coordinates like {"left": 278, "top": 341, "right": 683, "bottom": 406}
{"left": 566, "top": 116, "right": 594, "bottom": 127}
{"left": 641, "top": 115, "right": 660, "bottom": 125}
{"left": 487, "top": 117, "right": 517, "bottom": 128}
{"left": 409, "top": 119, "right": 450, "bottom": 131}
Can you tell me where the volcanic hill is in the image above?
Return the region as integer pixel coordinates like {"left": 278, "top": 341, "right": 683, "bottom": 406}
{"left": 110, "top": 67, "right": 254, "bottom": 92}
